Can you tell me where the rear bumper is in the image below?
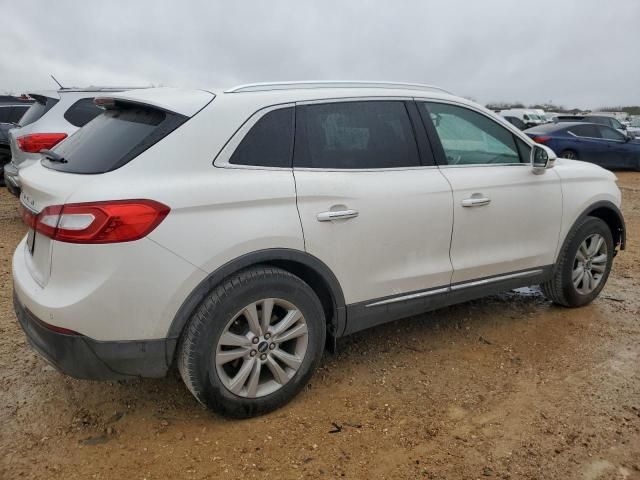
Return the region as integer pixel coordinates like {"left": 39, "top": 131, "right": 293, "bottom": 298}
{"left": 3, "top": 162, "right": 20, "bottom": 195}
{"left": 13, "top": 291, "right": 170, "bottom": 380}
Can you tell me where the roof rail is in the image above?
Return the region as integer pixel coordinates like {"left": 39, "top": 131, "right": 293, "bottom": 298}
{"left": 225, "top": 81, "right": 452, "bottom": 94}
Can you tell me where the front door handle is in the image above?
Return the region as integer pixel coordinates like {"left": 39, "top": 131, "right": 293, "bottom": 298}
{"left": 461, "top": 196, "right": 491, "bottom": 207}
{"left": 317, "top": 209, "right": 359, "bottom": 222}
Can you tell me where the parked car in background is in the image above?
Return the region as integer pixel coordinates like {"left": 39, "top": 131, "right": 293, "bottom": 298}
{"left": 525, "top": 122, "right": 640, "bottom": 170}
{"left": 3, "top": 87, "right": 142, "bottom": 196}
{"left": 13, "top": 82, "right": 625, "bottom": 417}
{"left": 533, "top": 109, "right": 550, "bottom": 123}
{"left": 502, "top": 115, "right": 527, "bottom": 130}
{"left": 499, "top": 109, "right": 543, "bottom": 128}
{"left": 554, "top": 114, "right": 631, "bottom": 136}
{"left": 0, "top": 96, "right": 33, "bottom": 185}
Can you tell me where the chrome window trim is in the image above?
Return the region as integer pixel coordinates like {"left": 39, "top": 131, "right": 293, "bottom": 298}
{"left": 293, "top": 165, "right": 440, "bottom": 173}
{"left": 438, "top": 163, "right": 529, "bottom": 169}
{"left": 364, "top": 268, "right": 544, "bottom": 308}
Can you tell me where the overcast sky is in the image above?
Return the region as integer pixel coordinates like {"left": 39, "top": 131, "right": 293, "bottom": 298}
{"left": 1, "top": 0, "right": 638, "bottom": 108}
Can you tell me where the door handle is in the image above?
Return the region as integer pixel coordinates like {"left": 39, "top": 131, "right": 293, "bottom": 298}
{"left": 317, "top": 209, "right": 359, "bottom": 222}
{"left": 461, "top": 197, "right": 491, "bottom": 207}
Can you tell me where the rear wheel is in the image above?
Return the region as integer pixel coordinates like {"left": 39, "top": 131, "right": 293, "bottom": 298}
{"left": 541, "top": 216, "right": 614, "bottom": 307}
{"left": 560, "top": 149, "right": 578, "bottom": 160}
{"left": 178, "top": 266, "right": 325, "bottom": 417}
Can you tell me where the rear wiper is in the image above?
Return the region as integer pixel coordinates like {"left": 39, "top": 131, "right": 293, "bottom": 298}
{"left": 40, "top": 149, "right": 67, "bottom": 163}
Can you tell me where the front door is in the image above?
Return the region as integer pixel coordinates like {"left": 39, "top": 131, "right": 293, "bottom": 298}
{"left": 419, "top": 101, "right": 563, "bottom": 284}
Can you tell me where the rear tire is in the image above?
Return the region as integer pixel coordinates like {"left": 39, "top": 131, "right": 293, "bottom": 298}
{"left": 178, "top": 266, "right": 326, "bottom": 418}
{"left": 541, "top": 216, "right": 614, "bottom": 307}
{"left": 560, "top": 149, "right": 578, "bottom": 160}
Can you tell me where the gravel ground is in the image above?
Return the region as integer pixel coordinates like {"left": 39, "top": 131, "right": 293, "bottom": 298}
{"left": 1, "top": 173, "right": 639, "bottom": 479}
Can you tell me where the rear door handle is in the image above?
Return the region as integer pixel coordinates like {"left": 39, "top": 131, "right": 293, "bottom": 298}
{"left": 461, "top": 197, "right": 491, "bottom": 207}
{"left": 317, "top": 209, "right": 359, "bottom": 222}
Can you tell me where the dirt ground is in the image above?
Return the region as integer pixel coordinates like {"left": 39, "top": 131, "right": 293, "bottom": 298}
{"left": 1, "top": 173, "right": 639, "bottom": 480}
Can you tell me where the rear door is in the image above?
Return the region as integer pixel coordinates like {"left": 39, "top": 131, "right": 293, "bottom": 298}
{"left": 293, "top": 99, "right": 453, "bottom": 308}
{"left": 419, "top": 101, "right": 562, "bottom": 284}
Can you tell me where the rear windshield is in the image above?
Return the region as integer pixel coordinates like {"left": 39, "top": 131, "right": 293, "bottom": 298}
{"left": 43, "top": 103, "right": 187, "bottom": 174}
{"left": 19, "top": 95, "right": 59, "bottom": 126}
{"left": 63, "top": 98, "right": 103, "bottom": 127}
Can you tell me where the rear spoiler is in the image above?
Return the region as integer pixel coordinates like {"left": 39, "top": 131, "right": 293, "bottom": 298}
{"left": 93, "top": 88, "right": 215, "bottom": 118}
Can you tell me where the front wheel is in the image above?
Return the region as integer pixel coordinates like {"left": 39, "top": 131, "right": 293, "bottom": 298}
{"left": 178, "top": 266, "right": 326, "bottom": 418}
{"left": 541, "top": 216, "right": 614, "bottom": 307}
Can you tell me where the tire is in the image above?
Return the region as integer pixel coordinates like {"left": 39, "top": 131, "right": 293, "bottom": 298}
{"left": 541, "top": 216, "right": 614, "bottom": 307}
{"left": 178, "top": 266, "right": 326, "bottom": 418}
{"left": 560, "top": 149, "right": 578, "bottom": 160}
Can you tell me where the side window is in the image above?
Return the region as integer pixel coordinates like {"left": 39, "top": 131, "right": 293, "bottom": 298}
{"left": 295, "top": 101, "right": 420, "bottom": 169}
{"left": 64, "top": 98, "right": 103, "bottom": 128}
{"left": 0, "top": 107, "right": 9, "bottom": 123}
{"left": 421, "top": 102, "right": 523, "bottom": 165}
{"left": 568, "top": 124, "right": 601, "bottom": 138}
{"left": 9, "top": 106, "right": 29, "bottom": 123}
{"left": 598, "top": 125, "right": 625, "bottom": 141}
{"left": 229, "top": 107, "right": 294, "bottom": 168}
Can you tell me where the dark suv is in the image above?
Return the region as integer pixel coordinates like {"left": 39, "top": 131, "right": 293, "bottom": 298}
{"left": 0, "top": 96, "right": 33, "bottom": 185}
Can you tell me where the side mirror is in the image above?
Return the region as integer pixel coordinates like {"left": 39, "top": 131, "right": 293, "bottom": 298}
{"left": 531, "top": 144, "right": 556, "bottom": 174}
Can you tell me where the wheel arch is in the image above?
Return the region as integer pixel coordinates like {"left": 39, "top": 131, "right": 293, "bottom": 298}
{"left": 557, "top": 200, "right": 626, "bottom": 264}
{"left": 165, "top": 249, "right": 346, "bottom": 365}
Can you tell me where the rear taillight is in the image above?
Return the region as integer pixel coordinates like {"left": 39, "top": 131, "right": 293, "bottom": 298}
{"left": 20, "top": 200, "right": 170, "bottom": 244}
{"left": 532, "top": 136, "right": 551, "bottom": 144}
{"left": 17, "top": 133, "right": 68, "bottom": 153}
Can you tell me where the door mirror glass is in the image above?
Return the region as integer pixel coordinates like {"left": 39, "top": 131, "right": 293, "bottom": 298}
{"left": 531, "top": 144, "right": 556, "bottom": 172}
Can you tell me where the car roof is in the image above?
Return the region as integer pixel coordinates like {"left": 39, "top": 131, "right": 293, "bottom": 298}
{"left": 97, "top": 81, "right": 465, "bottom": 118}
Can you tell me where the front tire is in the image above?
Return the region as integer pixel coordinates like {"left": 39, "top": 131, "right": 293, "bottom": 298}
{"left": 560, "top": 149, "right": 578, "bottom": 160}
{"left": 541, "top": 216, "right": 614, "bottom": 307}
{"left": 178, "top": 266, "right": 326, "bottom": 418}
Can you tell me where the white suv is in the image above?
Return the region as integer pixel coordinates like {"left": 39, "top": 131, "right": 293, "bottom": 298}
{"left": 12, "top": 82, "right": 626, "bottom": 417}
{"left": 4, "top": 87, "right": 142, "bottom": 196}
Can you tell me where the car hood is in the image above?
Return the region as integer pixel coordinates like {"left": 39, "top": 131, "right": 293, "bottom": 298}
{"left": 553, "top": 158, "right": 617, "bottom": 181}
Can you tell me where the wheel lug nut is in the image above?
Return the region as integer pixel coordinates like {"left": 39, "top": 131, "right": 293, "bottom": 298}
{"left": 260, "top": 353, "right": 267, "bottom": 361}
{"left": 250, "top": 350, "right": 257, "bottom": 357}
{"left": 252, "top": 337, "right": 259, "bottom": 344}
{"left": 269, "top": 343, "right": 276, "bottom": 350}
{"left": 264, "top": 333, "right": 271, "bottom": 340}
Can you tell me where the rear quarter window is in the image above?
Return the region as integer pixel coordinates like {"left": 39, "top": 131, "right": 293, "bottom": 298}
{"left": 63, "top": 98, "right": 103, "bottom": 127}
{"left": 229, "top": 107, "right": 294, "bottom": 168}
{"left": 44, "top": 103, "right": 187, "bottom": 174}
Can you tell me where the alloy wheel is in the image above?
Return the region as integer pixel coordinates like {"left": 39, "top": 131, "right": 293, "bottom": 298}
{"left": 214, "top": 298, "right": 309, "bottom": 398}
{"left": 572, "top": 233, "right": 608, "bottom": 295}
